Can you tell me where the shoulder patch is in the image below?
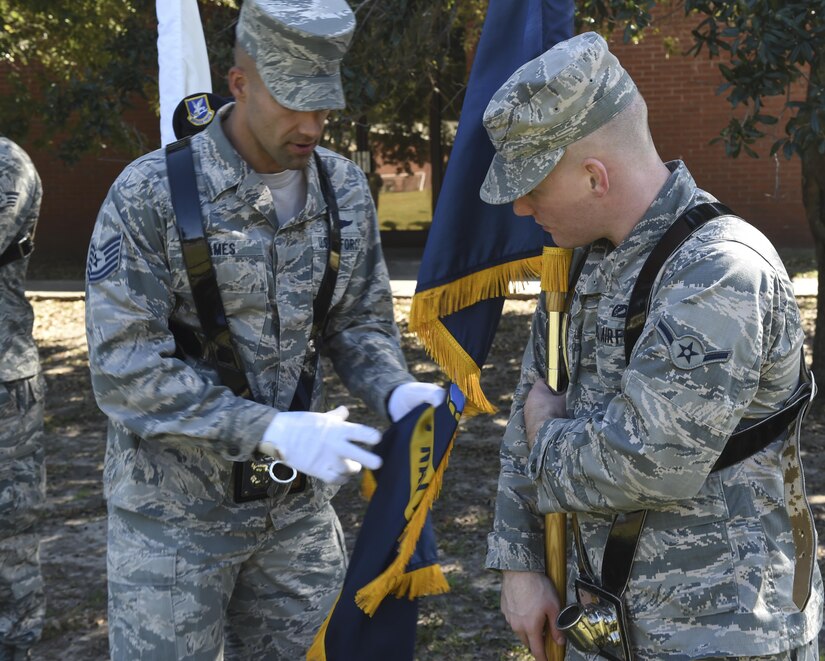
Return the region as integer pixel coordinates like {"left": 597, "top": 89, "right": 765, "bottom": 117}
{"left": 87, "top": 234, "right": 123, "bottom": 283}
{"left": 656, "top": 318, "right": 732, "bottom": 370}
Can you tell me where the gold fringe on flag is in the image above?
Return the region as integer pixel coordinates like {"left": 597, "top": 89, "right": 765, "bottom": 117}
{"left": 357, "top": 470, "right": 450, "bottom": 596}
{"left": 359, "top": 469, "right": 377, "bottom": 500}
{"left": 386, "top": 563, "right": 450, "bottom": 600}
{"left": 354, "top": 432, "right": 456, "bottom": 616}
{"left": 411, "top": 318, "right": 495, "bottom": 416}
{"left": 409, "top": 256, "right": 542, "bottom": 413}
{"left": 306, "top": 594, "right": 339, "bottom": 661}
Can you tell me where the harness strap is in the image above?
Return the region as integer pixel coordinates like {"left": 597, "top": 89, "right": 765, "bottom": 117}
{"left": 166, "top": 138, "right": 252, "bottom": 399}
{"left": 164, "top": 138, "right": 342, "bottom": 502}
{"left": 712, "top": 375, "right": 812, "bottom": 472}
{"left": 572, "top": 201, "right": 817, "bottom": 611}
{"left": 0, "top": 232, "right": 34, "bottom": 267}
{"left": 624, "top": 202, "right": 733, "bottom": 365}
{"left": 291, "top": 151, "right": 342, "bottom": 411}
{"left": 782, "top": 371, "right": 817, "bottom": 610}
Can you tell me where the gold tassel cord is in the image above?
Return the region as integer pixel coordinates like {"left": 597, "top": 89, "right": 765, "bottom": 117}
{"left": 540, "top": 246, "right": 572, "bottom": 311}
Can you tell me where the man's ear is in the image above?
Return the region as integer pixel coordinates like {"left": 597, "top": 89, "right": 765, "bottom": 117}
{"left": 582, "top": 158, "right": 609, "bottom": 197}
{"left": 227, "top": 66, "right": 247, "bottom": 102}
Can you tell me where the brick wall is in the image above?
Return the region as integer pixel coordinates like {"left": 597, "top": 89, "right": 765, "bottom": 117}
{"left": 24, "top": 109, "right": 160, "bottom": 272}
{"left": 607, "top": 10, "right": 811, "bottom": 247}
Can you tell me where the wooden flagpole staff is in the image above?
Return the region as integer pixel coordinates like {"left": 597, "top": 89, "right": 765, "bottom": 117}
{"left": 540, "top": 245, "right": 573, "bottom": 661}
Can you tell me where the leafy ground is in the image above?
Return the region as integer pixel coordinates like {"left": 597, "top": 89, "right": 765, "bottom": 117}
{"left": 24, "top": 290, "right": 824, "bottom": 660}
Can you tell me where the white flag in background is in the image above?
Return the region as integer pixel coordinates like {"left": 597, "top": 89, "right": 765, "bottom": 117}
{"left": 156, "top": 0, "right": 212, "bottom": 147}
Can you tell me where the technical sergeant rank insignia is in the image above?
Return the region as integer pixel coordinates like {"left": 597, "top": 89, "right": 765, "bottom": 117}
{"left": 87, "top": 234, "right": 123, "bottom": 283}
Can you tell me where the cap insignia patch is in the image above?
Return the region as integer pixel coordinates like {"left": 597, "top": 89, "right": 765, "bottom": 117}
{"left": 185, "top": 94, "right": 215, "bottom": 127}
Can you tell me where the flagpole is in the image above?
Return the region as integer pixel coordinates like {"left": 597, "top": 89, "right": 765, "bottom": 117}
{"left": 156, "top": 0, "right": 212, "bottom": 147}
{"left": 541, "top": 245, "right": 572, "bottom": 661}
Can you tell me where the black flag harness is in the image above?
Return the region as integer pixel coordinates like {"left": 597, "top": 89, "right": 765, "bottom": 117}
{"left": 557, "top": 203, "right": 816, "bottom": 660}
{"left": 164, "top": 137, "right": 342, "bottom": 503}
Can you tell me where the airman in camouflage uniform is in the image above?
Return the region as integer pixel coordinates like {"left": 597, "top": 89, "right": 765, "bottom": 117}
{"left": 481, "top": 32, "right": 823, "bottom": 660}
{"left": 85, "top": 1, "right": 443, "bottom": 659}
{"left": 0, "top": 138, "right": 46, "bottom": 661}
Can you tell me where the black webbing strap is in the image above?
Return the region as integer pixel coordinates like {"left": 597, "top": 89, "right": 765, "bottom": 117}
{"left": 164, "top": 139, "right": 342, "bottom": 411}
{"left": 165, "top": 137, "right": 252, "bottom": 399}
{"left": 624, "top": 202, "right": 733, "bottom": 365}
{"left": 600, "top": 510, "right": 648, "bottom": 597}
{"left": 290, "top": 151, "right": 342, "bottom": 411}
{"left": 574, "top": 200, "right": 814, "bottom": 600}
{"left": 622, "top": 199, "right": 813, "bottom": 472}
{"left": 712, "top": 372, "right": 813, "bottom": 472}
{"left": 0, "top": 232, "right": 34, "bottom": 267}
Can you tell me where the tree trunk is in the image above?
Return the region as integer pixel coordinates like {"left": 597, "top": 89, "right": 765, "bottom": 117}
{"left": 802, "top": 55, "right": 825, "bottom": 376}
{"left": 801, "top": 148, "right": 825, "bottom": 376}
{"left": 429, "top": 80, "right": 444, "bottom": 215}
{"left": 355, "top": 115, "right": 382, "bottom": 210}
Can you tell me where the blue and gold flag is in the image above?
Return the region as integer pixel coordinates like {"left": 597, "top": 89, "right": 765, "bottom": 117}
{"left": 307, "top": 385, "right": 465, "bottom": 661}
{"left": 409, "top": 0, "right": 575, "bottom": 413}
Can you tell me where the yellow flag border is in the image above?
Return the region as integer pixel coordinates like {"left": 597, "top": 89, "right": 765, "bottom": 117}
{"left": 353, "top": 429, "right": 457, "bottom": 615}
{"left": 409, "top": 255, "right": 542, "bottom": 413}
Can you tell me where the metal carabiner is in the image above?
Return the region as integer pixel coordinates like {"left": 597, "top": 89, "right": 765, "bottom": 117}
{"left": 267, "top": 459, "right": 298, "bottom": 484}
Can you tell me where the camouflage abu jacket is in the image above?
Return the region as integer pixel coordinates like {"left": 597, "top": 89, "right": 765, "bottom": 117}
{"left": 486, "top": 161, "right": 823, "bottom": 658}
{"left": 0, "top": 137, "right": 42, "bottom": 383}
{"left": 85, "top": 104, "right": 413, "bottom": 533}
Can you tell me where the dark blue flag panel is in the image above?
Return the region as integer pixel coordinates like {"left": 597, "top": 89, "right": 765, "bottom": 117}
{"left": 409, "top": 0, "right": 575, "bottom": 414}
{"left": 307, "top": 385, "right": 465, "bottom": 661}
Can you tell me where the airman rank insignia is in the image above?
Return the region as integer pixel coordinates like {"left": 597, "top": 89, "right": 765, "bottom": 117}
{"left": 0, "top": 190, "right": 20, "bottom": 211}
{"left": 87, "top": 234, "right": 123, "bottom": 283}
{"left": 185, "top": 93, "right": 216, "bottom": 127}
{"left": 656, "top": 318, "right": 731, "bottom": 370}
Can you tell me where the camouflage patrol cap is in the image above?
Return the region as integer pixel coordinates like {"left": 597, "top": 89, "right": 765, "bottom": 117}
{"left": 236, "top": 0, "right": 355, "bottom": 111}
{"left": 480, "top": 32, "right": 638, "bottom": 205}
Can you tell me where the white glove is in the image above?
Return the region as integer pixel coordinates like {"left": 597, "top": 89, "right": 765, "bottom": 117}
{"left": 258, "top": 406, "right": 382, "bottom": 485}
{"left": 387, "top": 382, "right": 446, "bottom": 422}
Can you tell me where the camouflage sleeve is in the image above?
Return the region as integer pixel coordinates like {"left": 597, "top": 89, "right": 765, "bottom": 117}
{"left": 485, "top": 295, "right": 549, "bottom": 572}
{"left": 85, "top": 162, "right": 274, "bottom": 461}
{"left": 0, "top": 140, "right": 41, "bottom": 252}
{"left": 528, "top": 238, "right": 799, "bottom": 514}
{"left": 322, "top": 165, "right": 413, "bottom": 419}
